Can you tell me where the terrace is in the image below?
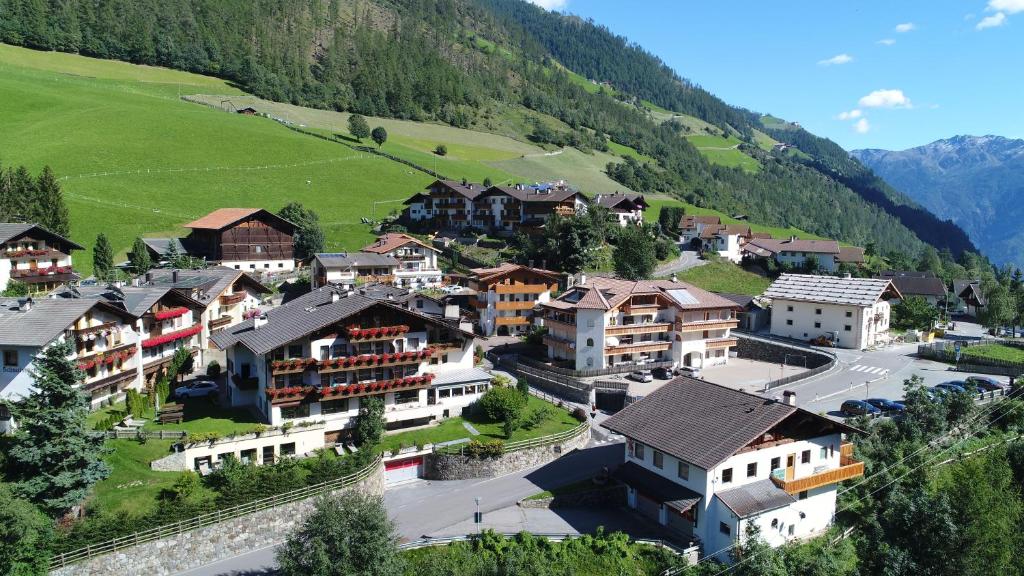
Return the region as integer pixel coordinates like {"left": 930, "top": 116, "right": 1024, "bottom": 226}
{"left": 770, "top": 443, "right": 864, "bottom": 494}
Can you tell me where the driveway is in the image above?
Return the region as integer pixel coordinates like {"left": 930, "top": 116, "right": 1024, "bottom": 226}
{"left": 175, "top": 442, "right": 625, "bottom": 576}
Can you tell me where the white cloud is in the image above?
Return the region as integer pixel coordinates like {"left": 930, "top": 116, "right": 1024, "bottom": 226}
{"left": 858, "top": 89, "right": 913, "bottom": 109}
{"left": 818, "top": 53, "right": 853, "bottom": 66}
{"left": 988, "top": 0, "right": 1024, "bottom": 14}
{"left": 853, "top": 118, "right": 871, "bottom": 134}
{"left": 877, "top": 38, "right": 896, "bottom": 45}
{"left": 527, "top": 0, "right": 568, "bottom": 9}
{"left": 894, "top": 22, "right": 916, "bottom": 32}
{"left": 837, "top": 109, "right": 863, "bottom": 120}
{"left": 977, "top": 12, "right": 1008, "bottom": 28}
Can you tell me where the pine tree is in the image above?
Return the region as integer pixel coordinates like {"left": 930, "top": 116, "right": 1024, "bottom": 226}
{"left": 129, "top": 237, "right": 153, "bottom": 274}
{"left": 92, "top": 233, "right": 114, "bottom": 281}
{"left": 8, "top": 341, "right": 110, "bottom": 516}
{"left": 35, "top": 166, "right": 70, "bottom": 237}
{"left": 164, "top": 240, "right": 181, "bottom": 268}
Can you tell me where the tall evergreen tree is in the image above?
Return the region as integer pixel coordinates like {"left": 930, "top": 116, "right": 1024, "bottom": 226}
{"left": 0, "top": 484, "right": 53, "bottom": 576}
{"left": 35, "top": 166, "right": 69, "bottom": 237}
{"left": 129, "top": 237, "right": 153, "bottom": 274}
{"left": 8, "top": 341, "right": 109, "bottom": 516}
{"left": 92, "top": 233, "right": 114, "bottom": 280}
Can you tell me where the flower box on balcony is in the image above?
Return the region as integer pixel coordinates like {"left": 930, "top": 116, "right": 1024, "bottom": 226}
{"left": 154, "top": 307, "right": 189, "bottom": 321}
{"left": 141, "top": 324, "right": 202, "bottom": 348}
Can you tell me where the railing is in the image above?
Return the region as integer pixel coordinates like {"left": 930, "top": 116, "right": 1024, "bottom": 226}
{"left": 770, "top": 458, "right": 865, "bottom": 494}
{"left": 498, "top": 352, "right": 673, "bottom": 379}
{"left": 494, "top": 283, "right": 549, "bottom": 294}
{"left": 605, "top": 323, "right": 671, "bottom": 337}
{"left": 494, "top": 300, "right": 538, "bottom": 311}
{"left": 503, "top": 421, "right": 589, "bottom": 453}
{"left": 219, "top": 292, "right": 245, "bottom": 306}
{"left": 495, "top": 316, "right": 531, "bottom": 326}
{"left": 48, "top": 455, "right": 383, "bottom": 570}
{"left": 208, "top": 315, "right": 233, "bottom": 330}
{"left": 542, "top": 317, "right": 577, "bottom": 332}
{"left": 676, "top": 319, "right": 739, "bottom": 333}
{"left": 103, "top": 429, "right": 188, "bottom": 440}
{"left": 705, "top": 337, "right": 738, "bottom": 349}
{"left": 604, "top": 341, "right": 671, "bottom": 355}
{"left": 74, "top": 321, "right": 118, "bottom": 336}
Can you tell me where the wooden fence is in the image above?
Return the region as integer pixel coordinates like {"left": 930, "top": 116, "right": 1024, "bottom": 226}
{"left": 49, "top": 455, "right": 382, "bottom": 570}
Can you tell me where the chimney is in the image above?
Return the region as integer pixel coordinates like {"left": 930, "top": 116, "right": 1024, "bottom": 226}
{"left": 579, "top": 272, "right": 587, "bottom": 286}
{"left": 843, "top": 273, "right": 852, "bottom": 279}
{"left": 18, "top": 297, "right": 33, "bottom": 312}
{"left": 671, "top": 273, "right": 678, "bottom": 283}
{"left": 782, "top": 390, "right": 797, "bottom": 406}
{"left": 789, "top": 235, "right": 798, "bottom": 242}
{"left": 444, "top": 304, "right": 460, "bottom": 319}
{"left": 253, "top": 313, "right": 268, "bottom": 330}
{"left": 171, "top": 269, "right": 179, "bottom": 284}
{"left": 145, "top": 272, "right": 153, "bottom": 284}
{"left": 387, "top": 294, "right": 394, "bottom": 300}
{"left": 331, "top": 291, "right": 340, "bottom": 303}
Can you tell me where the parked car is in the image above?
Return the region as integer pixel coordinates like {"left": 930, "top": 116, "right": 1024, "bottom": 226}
{"left": 865, "top": 398, "right": 905, "bottom": 413}
{"left": 676, "top": 366, "right": 702, "bottom": 378}
{"left": 934, "top": 381, "right": 968, "bottom": 395}
{"left": 965, "top": 376, "right": 1005, "bottom": 392}
{"left": 840, "top": 400, "right": 881, "bottom": 417}
{"left": 174, "top": 380, "right": 219, "bottom": 399}
{"left": 652, "top": 367, "right": 674, "bottom": 380}
{"left": 628, "top": 370, "right": 654, "bottom": 383}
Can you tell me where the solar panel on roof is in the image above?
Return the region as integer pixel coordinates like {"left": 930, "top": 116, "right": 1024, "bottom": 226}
{"left": 666, "top": 289, "right": 698, "bottom": 305}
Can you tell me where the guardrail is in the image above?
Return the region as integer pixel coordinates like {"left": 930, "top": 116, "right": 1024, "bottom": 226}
{"left": 103, "top": 429, "right": 187, "bottom": 440}
{"left": 49, "top": 455, "right": 382, "bottom": 570}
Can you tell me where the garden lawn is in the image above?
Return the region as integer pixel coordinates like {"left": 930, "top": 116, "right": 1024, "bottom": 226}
{"left": 141, "top": 399, "right": 263, "bottom": 436}
{"left": 378, "top": 395, "right": 579, "bottom": 454}
{"left": 675, "top": 261, "right": 772, "bottom": 296}
{"left": 962, "top": 344, "right": 1024, "bottom": 364}
{"left": 91, "top": 439, "right": 214, "bottom": 516}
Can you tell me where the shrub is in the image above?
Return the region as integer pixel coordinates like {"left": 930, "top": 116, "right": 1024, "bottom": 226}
{"left": 572, "top": 407, "right": 588, "bottom": 422}
{"left": 434, "top": 144, "right": 447, "bottom": 156}
{"left": 521, "top": 406, "right": 553, "bottom": 430}
{"left": 479, "top": 387, "right": 527, "bottom": 422}
{"left": 516, "top": 377, "right": 530, "bottom": 397}
{"left": 464, "top": 440, "right": 504, "bottom": 458}
{"left": 206, "top": 360, "right": 221, "bottom": 378}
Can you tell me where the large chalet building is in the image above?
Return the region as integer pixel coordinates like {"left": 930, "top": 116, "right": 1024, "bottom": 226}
{"left": 540, "top": 277, "right": 740, "bottom": 371}
{"left": 142, "top": 208, "right": 296, "bottom": 272}
{"left": 0, "top": 223, "right": 82, "bottom": 292}
{"left": 211, "top": 286, "right": 489, "bottom": 443}
{"left": 603, "top": 378, "right": 863, "bottom": 560}
{"left": 456, "top": 263, "right": 561, "bottom": 336}
{"left": 592, "top": 192, "right": 648, "bottom": 226}
{"left": 743, "top": 237, "right": 864, "bottom": 273}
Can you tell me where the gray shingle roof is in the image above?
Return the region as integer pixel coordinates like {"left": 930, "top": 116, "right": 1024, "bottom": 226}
{"left": 314, "top": 252, "right": 399, "bottom": 269}
{"left": 716, "top": 479, "right": 795, "bottom": 518}
{"left": 141, "top": 267, "right": 267, "bottom": 306}
{"left": 602, "top": 378, "right": 798, "bottom": 470}
{"left": 612, "top": 462, "right": 702, "bottom": 512}
{"left": 51, "top": 285, "right": 174, "bottom": 318}
{"left": 763, "top": 274, "right": 899, "bottom": 307}
{"left": 0, "top": 299, "right": 126, "bottom": 347}
{"left": 141, "top": 237, "right": 187, "bottom": 257}
{"left": 877, "top": 274, "right": 947, "bottom": 298}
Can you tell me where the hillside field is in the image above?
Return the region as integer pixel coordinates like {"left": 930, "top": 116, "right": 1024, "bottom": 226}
{"left": 644, "top": 196, "right": 828, "bottom": 241}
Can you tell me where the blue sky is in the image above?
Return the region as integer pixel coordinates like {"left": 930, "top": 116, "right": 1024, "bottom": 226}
{"left": 530, "top": 0, "right": 1024, "bottom": 151}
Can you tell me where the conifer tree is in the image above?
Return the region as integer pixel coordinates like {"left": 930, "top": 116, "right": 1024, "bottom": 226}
{"left": 35, "top": 166, "right": 70, "bottom": 237}
{"left": 92, "top": 233, "right": 114, "bottom": 281}
{"left": 129, "top": 237, "right": 153, "bottom": 274}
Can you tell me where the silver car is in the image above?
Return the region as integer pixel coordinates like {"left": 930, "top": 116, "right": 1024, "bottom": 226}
{"left": 629, "top": 370, "right": 653, "bottom": 383}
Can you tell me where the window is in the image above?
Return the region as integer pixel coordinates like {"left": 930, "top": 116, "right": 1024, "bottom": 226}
{"left": 820, "top": 447, "right": 828, "bottom": 460}
{"left": 677, "top": 461, "right": 689, "bottom": 480}
{"left": 845, "top": 311, "right": 853, "bottom": 318}
{"left": 844, "top": 325, "right": 852, "bottom": 332}
{"left": 280, "top": 442, "right": 296, "bottom": 456}
{"left": 653, "top": 450, "right": 664, "bottom": 469}
{"left": 814, "top": 322, "right": 821, "bottom": 329}
{"left": 771, "top": 457, "right": 780, "bottom": 471}
{"left": 3, "top": 350, "right": 17, "bottom": 367}
{"left": 416, "top": 299, "right": 424, "bottom": 309}
{"left": 815, "top": 308, "right": 822, "bottom": 315}
{"left": 395, "top": 390, "right": 419, "bottom": 404}
{"left": 786, "top": 319, "right": 793, "bottom": 326}
{"left": 721, "top": 468, "right": 733, "bottom": 483}
{"left": 321, "top": 399, "right": 349, "bottom": 414}
{"left": 281, "top": 404, "right": 310, "bottom": 420}
{"left": 788, "top": 524, "right": 795, "bottom": 536}
{"left": 801, "top": 450, "right": 811, "bottom": 464}
{"left": 786, "top": 305, "right": 793, "bottom": 312}
{"left": 747, "top": 462, "right": 757, "bottom": 478}
{"left": 288, "top": 344, "right": 303, "bottom": 359}
{"left": 719, "top": 522, "right": 731, "bottom": 536}
{"left": 586, "top": 338, "right": 594, "bottom": 347}
{"left": 633, "top": 442, "right": 645, "bottom": 460}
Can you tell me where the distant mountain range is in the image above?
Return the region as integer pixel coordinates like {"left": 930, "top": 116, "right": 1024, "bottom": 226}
{"left": 852, "top": 135, "right": 1024, "bottom": 268}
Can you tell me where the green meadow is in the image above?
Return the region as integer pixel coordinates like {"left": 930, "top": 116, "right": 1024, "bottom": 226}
{"left": 644, "top": 196, "right": 828, "bottom": 241}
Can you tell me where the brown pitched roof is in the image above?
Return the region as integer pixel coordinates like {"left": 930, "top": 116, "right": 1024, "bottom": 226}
{"left": 593, "top": 192, "right": 646, "bottom": 211}
{"left": 431, "top": 179, "right": 485, "bottom": 200}
{"left": 744, "top": 237, "right": 840, "bottom": 255}
{"left": 362, "top": 233, "right": 436, "bottom": 255}
{"left": 553, "top": 277, "right": 739, "bottom": 311}
{"left": 679, "top": 215, "right": 722, "bottom": 229}
{"left": 837, "top": 246, "right": 865, "bottom": 264}
{"left": 469, "top": 263, "right": 561, "bottom": 284}
{"left": 601, "top": 377, "right": 856, "bottom": 470}
{"left": 879, "top": 274, "right": 947, "bottom": 298}
{"left": 751, "top": 232, "right": 773, "bottom": 239}
{"left": 183, "top": 208, "right": 295, "bottom": 231}
{"left": 480, "top": 185, "right": 584, "bottom": 204}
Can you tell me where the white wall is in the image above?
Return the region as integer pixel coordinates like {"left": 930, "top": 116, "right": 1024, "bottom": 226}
{"left": 224, "top": 259, "right": 295, "bottom": 273}
{"left": 770, "top": 299, "right": 881, "bottom": 349}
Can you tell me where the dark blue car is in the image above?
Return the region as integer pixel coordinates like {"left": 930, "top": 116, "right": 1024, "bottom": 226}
{"left": 840, "top": 400, "right": 881, "bottom": 417}
{"left": 865, "top": 398, "right": 905, "bottom": 413}
{"left": 935, "top": 381, "right": 968, "bottom": 395}
{"left": 965, "top": 376, "right": 1004, "bottom": 392}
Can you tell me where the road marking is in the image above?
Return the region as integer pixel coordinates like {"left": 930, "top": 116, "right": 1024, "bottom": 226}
{"left": 849, "top": 364, "right": 887, "bottom": 375}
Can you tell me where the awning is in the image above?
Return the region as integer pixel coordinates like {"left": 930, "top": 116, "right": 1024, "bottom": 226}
{"left": 613, "top": 461, "right": 702, "bottom": 513}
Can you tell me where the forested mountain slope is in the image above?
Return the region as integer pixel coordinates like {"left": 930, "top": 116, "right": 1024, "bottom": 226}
{"left": 0, "top": 0, "right": 977, "bottom": 259}
{"left": 853, "top": 136, "right": 1024, "bottom": 268}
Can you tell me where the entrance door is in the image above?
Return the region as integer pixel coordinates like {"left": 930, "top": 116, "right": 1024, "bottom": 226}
{"left": 785, "top": 454, "right": 796, "bottom": 481}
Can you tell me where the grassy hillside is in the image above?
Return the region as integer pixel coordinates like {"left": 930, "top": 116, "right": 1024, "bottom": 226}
{"left": 644, "top": 196, "right": 828, "bottom": 241}
{"left": 0, "top": 44, "right": 436, "bottom": 272}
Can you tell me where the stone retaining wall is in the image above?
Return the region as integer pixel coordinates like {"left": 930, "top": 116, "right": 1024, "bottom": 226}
{"left": 424, "top": 425, "right": 591, "bottom": 481}
{"left": 149, "top": 450, "right": 186, "bottom": 472}
{"left": 518, "top": 485, "right": 626, "bottom": 510}
{"left": 735, "top": 333, "right": 832, "bottom": 368}
{"left": 50, "top": 460, "right": 385, "bottom": 576}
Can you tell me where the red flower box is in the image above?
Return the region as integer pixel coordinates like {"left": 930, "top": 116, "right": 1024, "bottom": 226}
{"left": 154, "top": 307, "right": 189, "bottom": 321}
{"left": 141, "top": 324, "right": 202, "bottom": 349}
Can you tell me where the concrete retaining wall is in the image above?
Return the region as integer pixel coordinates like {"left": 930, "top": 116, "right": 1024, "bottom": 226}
{"left": 424, "top": 425, "right": 591, "bottom": 481}
{"left": 50, "top": 460, "right": 385, "bottom": 576}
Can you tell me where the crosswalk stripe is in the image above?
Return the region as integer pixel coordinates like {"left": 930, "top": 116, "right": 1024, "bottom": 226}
{"left": 850, "top": 365, "right": 886, "bottom": 374}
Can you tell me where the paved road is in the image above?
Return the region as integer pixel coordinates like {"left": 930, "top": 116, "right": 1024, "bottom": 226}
{"left": 176, "top": 442, "right": 624, "bottom": 576}
{"left": 655, "top": 249, "right": 706, "bottom": 277}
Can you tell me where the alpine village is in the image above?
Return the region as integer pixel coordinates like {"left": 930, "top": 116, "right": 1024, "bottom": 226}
{"left": 0, "top": 2, "right": 1021, "bottom": 576}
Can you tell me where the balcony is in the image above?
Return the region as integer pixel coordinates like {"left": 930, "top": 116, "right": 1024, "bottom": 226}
{"left": 266, "top": 374, "right": 435, "bottom": 405}
{"left": 208, "top": 315, "right": 234, "bottom": 330}
{"left": 494, "top": 283, "right": 549, "bottom": 295}
{"left": 220, "top": 292, "right": 245, "bottom": 306}
{"left": 542, "top": 317, "right": 577, "bottom": 333}
{"left": 677, "top": 318, "right": 740, "bottom": 332}
{"left": 542, "top": 334, "right": 575, "bottom": 352}
{"left": 621, "top": 302, "right": 660, "bottom": 315}
{"left": 271, "top": 349, "right": 434, "bottom": 377}
{"left": 770, "top": 445, "right": 864, "bottom": 494}
{"left": 495, "top": 316, "right": 531, "bottom": 326}
{"left": 604, "top": 340, "right": 672, "bottom": 355}
{"left": 345, "top": 325, "right": 411, "bottom": 342}
{"left": 705, "top": 337, "right": 738, "bottom": 349}
{"left": 605, "top": 322, "right": 671, "bottom": 337}
{"left": 74, "top": 321, "right": 118, "bottom": 337}
{"left": 494, "top": 300, "right": 537, "bottom": 311}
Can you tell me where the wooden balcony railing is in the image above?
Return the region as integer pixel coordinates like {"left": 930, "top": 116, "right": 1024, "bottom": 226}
{"left": 542, "top": 317, "right": 577, "bottom": 333}
{"left": 604, "top": 341, "right": 672, "bottom": 355}
{"left": 494, "top": 283, "right": 549, "bottom": 295}
{"left": 74, "top": 321, "right": 118, "bottom": 336}
{"left": 605, "top": 323, "right": 671, "bottom": 337}
{"left": 621, "top": 303, "right": 660, "bottom": 315}
{"left": 495, "top": 316, "right": 531, "bottom": 326}
{"left": 219, "top": 292, "right": 245, "bottom": 306}
{"left": 208, "top": 315, "right": 234, "bottom": 330}
{"left": 542, "top": 334, "right": 575, "bottom": 351}
{"left": 706, "top": 337, "right": 739, "bottom": 349}
{"left": 494, "top": 300, "right": 537, "bottom": 311}
{"left": 677, "top": 319, "right": 739, "bottom": 332}
{"left": 771, "top": 455, "right": 865, "bottom": 494}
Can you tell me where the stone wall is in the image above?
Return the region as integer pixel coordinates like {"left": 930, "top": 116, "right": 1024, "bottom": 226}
{"left": 149, "top": 449, "right": 186, "bottom": 472}
{"left": 50, "top": 460, "right": 385, "bottom": 576}
{"left": 518, "top": 484, "right": 626, "bottom": 510}
{"left": 735, "top": 333, "right": 833, "bottom": 369}
{"left": 424, "top": 425, "right": 591, "bottom": 481}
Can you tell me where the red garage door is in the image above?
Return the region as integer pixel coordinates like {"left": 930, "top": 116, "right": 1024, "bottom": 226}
{"left": 384, "top": 456, "right": 423, "bottom": 485}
